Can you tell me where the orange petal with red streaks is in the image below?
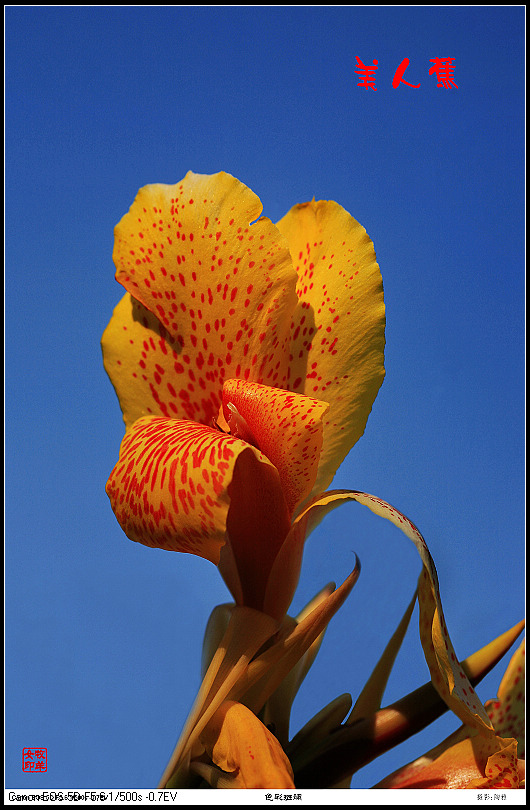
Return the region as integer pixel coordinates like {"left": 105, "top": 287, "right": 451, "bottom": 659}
{"left": 106, "top": 172, "right": 298, "bottom": 429}
{"left": 221, "top": 379, "right": 329, "bottom": 515}
{"left": 276, "top": 200, "right": 385, "bottom": 497}
{"left": 105, "top": 415, "right": 283, "bottom": 565}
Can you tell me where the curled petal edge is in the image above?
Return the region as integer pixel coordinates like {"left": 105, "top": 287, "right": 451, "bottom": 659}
{"left": 291, "top": 489, "right": 494, "bottom": 734}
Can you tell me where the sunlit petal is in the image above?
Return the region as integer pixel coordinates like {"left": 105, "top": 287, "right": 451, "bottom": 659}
{"left": 106, "top": 171, "right": 298, "bottom": 428}
{"left": 102, "top": 293, "right": 205, "bottom": 428}
{"left": 276, "top": 200, "right": 385, "bottom": 495}
{"left": 485, "top": 639, "right": 525, "bottom": 756}
{"left": 466, "top": 736, "right": 520, "bottom": 789}
{"left": 195, "top": 700, "right": 295, "bottom": 789}
{"left": 105, "top": 415, "right": 281, "bottom": 564}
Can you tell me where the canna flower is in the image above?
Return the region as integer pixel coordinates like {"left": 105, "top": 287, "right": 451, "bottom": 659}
{"left": 102, "top": 172, "right": 518, "bottom": 789}
{"left": 102, "top": 170, "right": 385, "bottom": 619}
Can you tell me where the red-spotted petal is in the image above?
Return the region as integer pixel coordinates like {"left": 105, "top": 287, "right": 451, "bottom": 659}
{"left": 104, "top": 172, "right": 298, "bottom": 429}
{"left": 101, "top": 293, "right": 211, "bottom": 426}
{"left": 221, "top": 378, "right": 329, "bottom": 515}
{"left": 105, "top": 415, "right": 282, "bottom": 565}
{"left": 486, "top": 640, "right": 525, "bottom": 757}
{"left": 466, "top": 736, "right": 521, "bottom": 789}
{"left": 276, "top": 200, "right": 385, "bottom": 496}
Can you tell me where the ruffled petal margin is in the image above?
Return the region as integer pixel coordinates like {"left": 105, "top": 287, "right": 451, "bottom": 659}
{"left": 276, "top": 200, "right": 385, "bottom": 497}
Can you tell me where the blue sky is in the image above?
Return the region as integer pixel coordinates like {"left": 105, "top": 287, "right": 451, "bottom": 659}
{"left": 6, "top": 6, "right": 525, "bottom": 792}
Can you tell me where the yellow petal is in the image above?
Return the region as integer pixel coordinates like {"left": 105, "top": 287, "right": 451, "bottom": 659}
{"left": 222, "top": 378, "right": 329, "bottom": 515}
{"left": 197, "top": 700, "right": 295, "bottom": 788}
{"left": 465, "top": 736, "right": 521, "bottom": 789}
{"left": 355, "top": 491, "right": 497, "bottom": 733}
{"left": 276, "top": 200, "right": 385, "bottom": 496}
{"left": 105, "top": 171, "right": 298, "bottom": 429}
{"left": 486, "top": 639, "right": 525, "bottom": 756}
{"left": 105, "top": 415, "right": 285, "bottom": 565}
{"left": 101, "top": 292, "right": 217, "bottom": 428}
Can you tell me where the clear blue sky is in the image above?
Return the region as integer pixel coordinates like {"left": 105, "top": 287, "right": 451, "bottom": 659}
{"left": 6, "top": 6, "right": 525, "bottom": 791}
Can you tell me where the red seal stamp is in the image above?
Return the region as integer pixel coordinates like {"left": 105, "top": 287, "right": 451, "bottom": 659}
{"left": 22, "top": 748, "right": 47, "bottom": 772}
